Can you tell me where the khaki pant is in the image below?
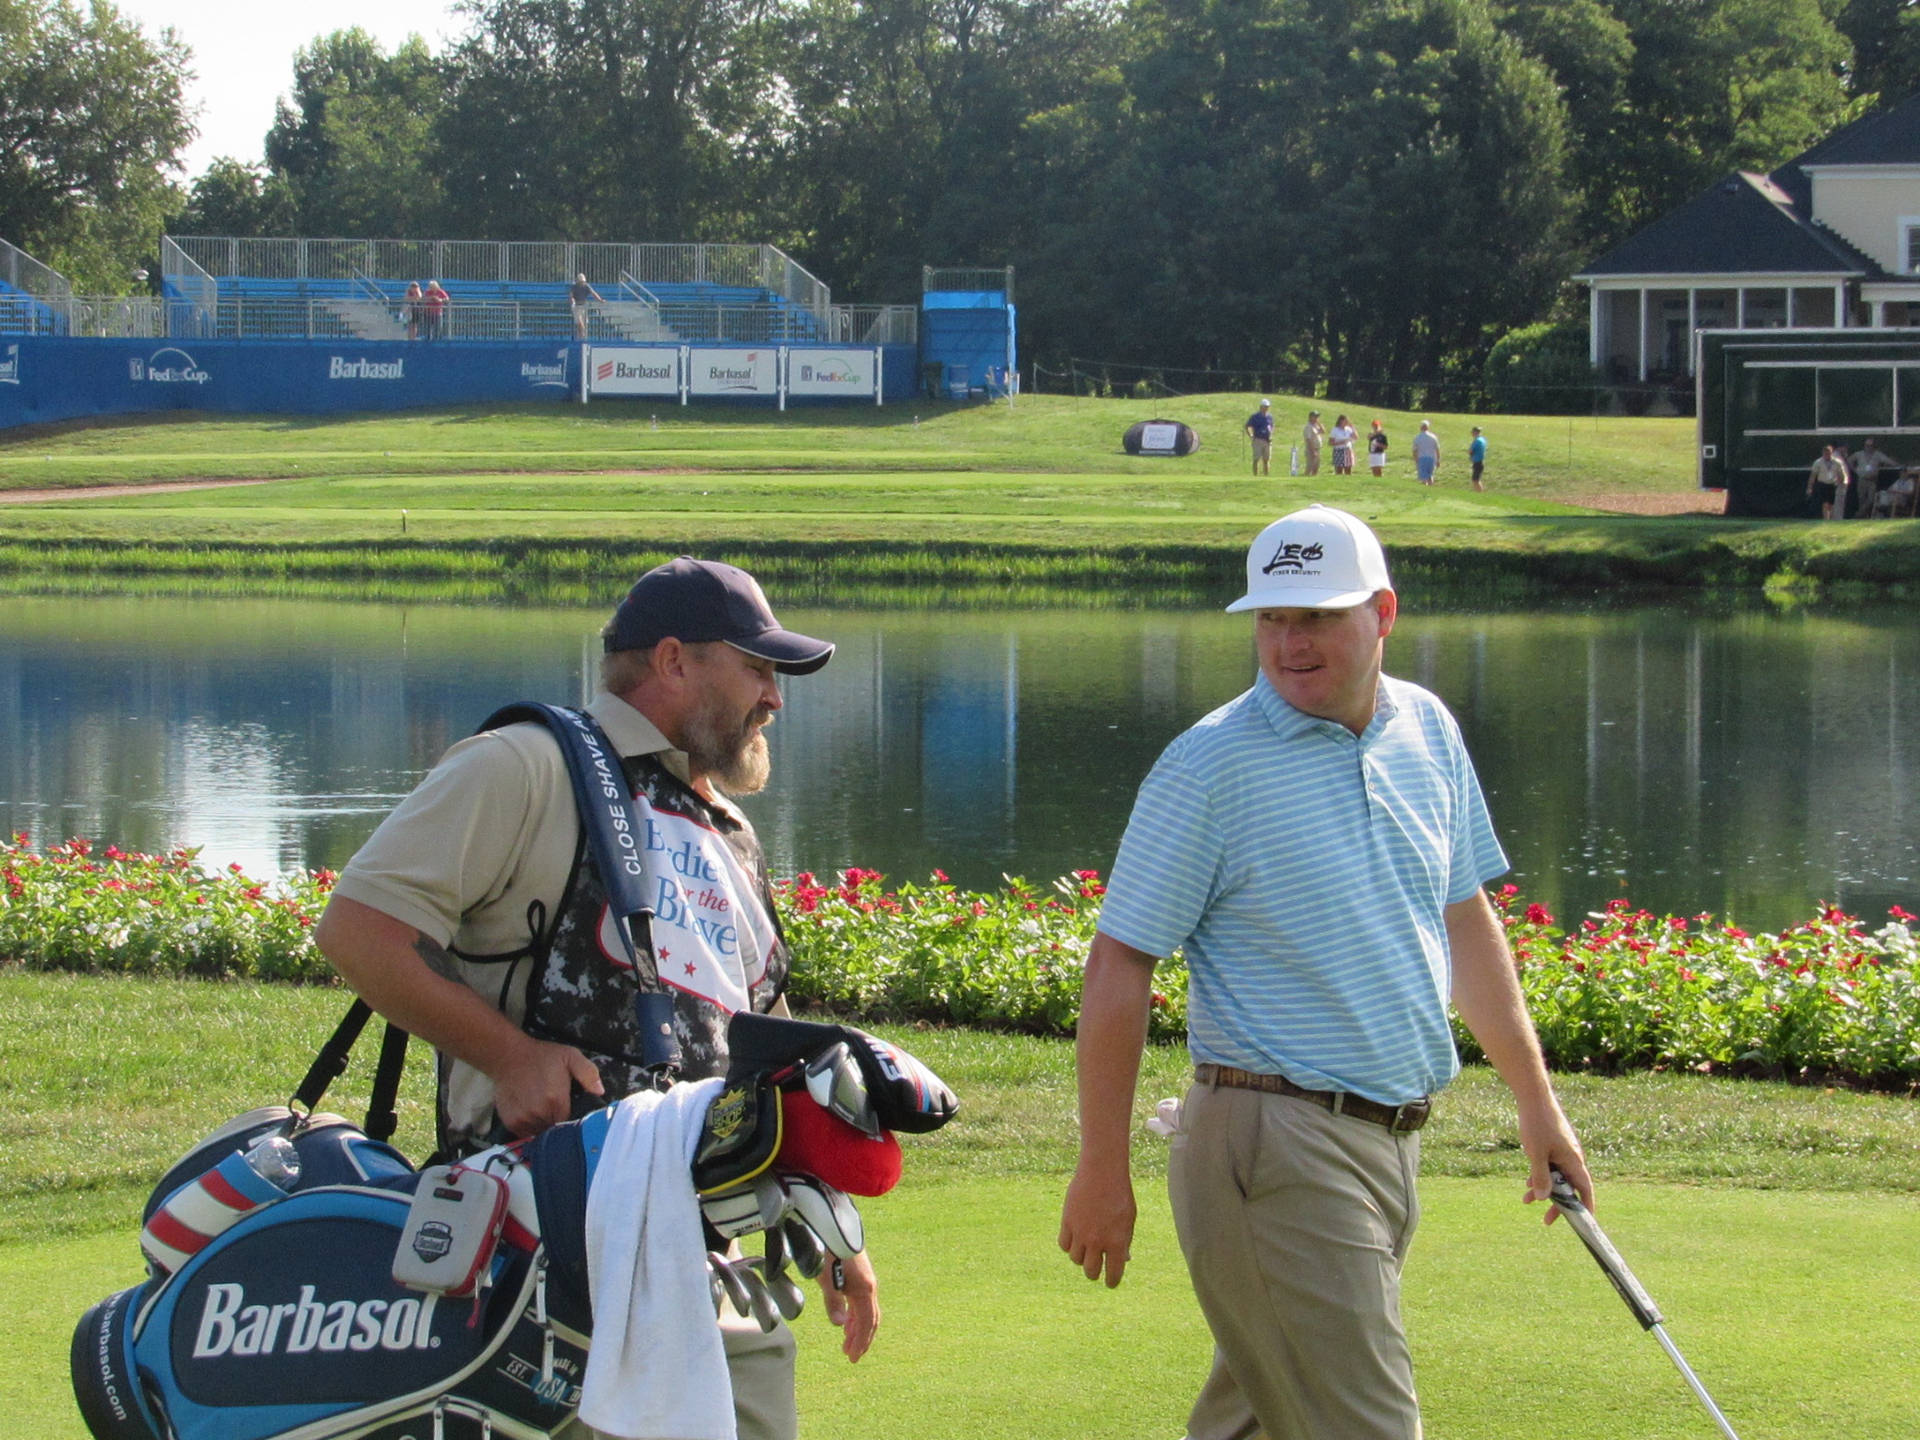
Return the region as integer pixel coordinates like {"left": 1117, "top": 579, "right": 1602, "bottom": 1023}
{"left": 1169, "top": 1082, "right": 1422, "bottom": 1440}
{"left": 564, "top": 1309, "right": 798, "bottom": 1440}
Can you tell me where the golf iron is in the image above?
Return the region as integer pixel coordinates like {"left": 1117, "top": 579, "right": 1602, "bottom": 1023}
{"left": 1548, "top": 1170, "right": 1742, "bottom": 1440}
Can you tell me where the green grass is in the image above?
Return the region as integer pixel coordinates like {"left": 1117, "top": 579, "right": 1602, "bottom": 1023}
{"left": 5, "top": 396, "right": 1919, "bottom": 594}
{"left": 5, "top": 971, "right": 1920, "bottom": 1437}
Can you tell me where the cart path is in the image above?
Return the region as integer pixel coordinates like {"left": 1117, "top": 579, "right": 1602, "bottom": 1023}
{"left": 0, "top": 478, "right": 278, "bottom": 504}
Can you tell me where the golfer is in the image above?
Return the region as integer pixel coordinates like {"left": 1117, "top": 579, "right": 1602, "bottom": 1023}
{"left": 1059, "top": 504, "right": 1593, "bottom": 1440}
{"left": 1244, "top": 399, "right": 1275, "bottom": 475}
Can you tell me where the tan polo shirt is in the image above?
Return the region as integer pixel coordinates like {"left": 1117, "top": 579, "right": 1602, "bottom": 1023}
{"left": 332, "top": 690, "right": 743, "bottom": 1138}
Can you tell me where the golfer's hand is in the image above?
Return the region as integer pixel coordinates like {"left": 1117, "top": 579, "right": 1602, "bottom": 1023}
{"left": 1060, "top": 1165, "right": 1136, "bottom": 1287}
{"left": 492, "top": 1036, "right": 603, "bottom": 1139}
{"left": 1518, "top": 1104, "right": 1592, "bottom": 1224}
{"left": 821, "top": 1251, "right": 879, "bottom": 1361}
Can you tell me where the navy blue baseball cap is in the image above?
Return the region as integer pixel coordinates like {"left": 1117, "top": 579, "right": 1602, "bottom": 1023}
{"left": 604, "top": 557, "right": 834, "bottom": 674}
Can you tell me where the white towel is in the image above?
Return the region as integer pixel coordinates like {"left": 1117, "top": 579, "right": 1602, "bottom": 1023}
{"left": 580, "top": 1077, "right": 733, "bottom": 1440}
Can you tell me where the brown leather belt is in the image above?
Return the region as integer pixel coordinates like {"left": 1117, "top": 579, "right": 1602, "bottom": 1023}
{"left": 1195, "top": 1063, "right": 1432, "bottom": 1133}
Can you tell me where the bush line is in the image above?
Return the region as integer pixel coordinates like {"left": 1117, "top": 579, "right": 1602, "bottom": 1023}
{"left": 4, "top": 837, "right": 1917, "bottom": 1083}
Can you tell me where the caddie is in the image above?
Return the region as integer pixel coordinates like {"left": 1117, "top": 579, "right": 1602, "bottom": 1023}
{"left": 316, "top": 556, "right": 871, "bottom": 1440}
{"left": 1058, "top": 505, "right": 1594, "bottom": 1440}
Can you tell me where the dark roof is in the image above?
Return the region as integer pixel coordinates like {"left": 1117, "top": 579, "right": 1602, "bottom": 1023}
{"left": 1577, "top": 172, "right": 1863, "bottom": 278}
{"left": 1795, "top": 89, "right": 1920, "bottom": 168}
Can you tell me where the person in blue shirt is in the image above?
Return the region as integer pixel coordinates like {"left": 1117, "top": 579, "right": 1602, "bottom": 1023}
{"left": 1059, "top": 504, "right": 1592, "bottom": 1440}
{"left": 1244, "top": 398, "right": 1275, "bottom": 475}
{"left": 1469, "top": 425, "right": 1488, "bottom": 491}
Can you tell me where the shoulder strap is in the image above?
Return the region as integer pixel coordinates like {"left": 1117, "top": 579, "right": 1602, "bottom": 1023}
{"left": 477, "top": 702, "right": 659, "bottom": 976}
{"left": 291, "top": 997, "right": 411, "bottom": 1142}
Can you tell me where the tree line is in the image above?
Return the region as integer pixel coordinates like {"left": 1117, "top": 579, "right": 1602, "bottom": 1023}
{"left": 7, "top": 0, "right": 1919, "bottom": 394}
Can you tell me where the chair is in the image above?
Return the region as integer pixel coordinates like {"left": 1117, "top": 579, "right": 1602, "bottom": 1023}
{"left": 1886, "top": 469, "right": 1920, "bottom": 519}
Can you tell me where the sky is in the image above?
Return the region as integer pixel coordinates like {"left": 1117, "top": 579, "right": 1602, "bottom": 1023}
{"left": 112, "top": 0, "right": 464, "bottom": 179}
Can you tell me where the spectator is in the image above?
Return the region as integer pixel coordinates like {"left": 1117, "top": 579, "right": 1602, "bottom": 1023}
{"left": 1245, "top": 399, "right": 1275, "bottom": 476}
{"left": 1807, "top": 444, "right": 1847, "bottom": 519}
{"left": 1850, "top": 438, "right": 1895, "bottom": 519}
{"left": 569, "top": 273, "right": 604, "bottom": 340}
{"left": 1468, "top": 426, "right": 1488, "bottom": 491}
{"left": 423, "top": 280, "right": 450, "bottom": 341}
{"left": 1367, "top": 420, "right": 1389, "bottom": 477}
{"left": 1302, "top": 411, "right": 1326, "bottom": 476}
{"left": 1412, "top": 421, "right": 1441, "bottom": 485}
{"left": 1328, "top": 415, "right": 1358, "bottom": 476}
{"left": 402, "top": 281, "right": 423, "bottom": 342}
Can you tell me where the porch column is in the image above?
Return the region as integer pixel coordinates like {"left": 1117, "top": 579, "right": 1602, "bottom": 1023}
{"left": 1737, "top": 287, "right": 1748, "bottom": 327}
{"left": 1788, "top": 288, "right": 1798, "bottom": 327}
{"left": 1638, "top": 288, "right": 1649, "bottom": 381}
{"left": 1590, "top": 286, "right": 1603, "bottom": 368}
{"left": 1687, "top": 289, "right": 1699, "bottom": 375}
{"left": 1836, "top": 283, "right": 1848, "bottom": 327}
{"left": 1876, "top": 300, "right": 1890, "bottom": 327}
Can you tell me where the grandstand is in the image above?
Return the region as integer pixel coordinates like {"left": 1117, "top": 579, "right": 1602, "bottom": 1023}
{"left": 0, "top": 235, "right": 1008, "bottom": 428}
{"left": 160, "top": 237, "right": 916, "bottom": 347}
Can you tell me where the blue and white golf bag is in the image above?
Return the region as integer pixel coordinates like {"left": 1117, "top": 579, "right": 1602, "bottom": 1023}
{"left": 71, "top": 1012, "right": 958, "bottom": 1440}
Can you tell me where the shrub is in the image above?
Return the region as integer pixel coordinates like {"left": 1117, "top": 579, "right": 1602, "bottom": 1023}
{"left": 1483, "top": 321, "right": 1599, "bottom": 414}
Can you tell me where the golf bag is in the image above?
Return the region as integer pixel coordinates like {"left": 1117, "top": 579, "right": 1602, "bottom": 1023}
{"left": 71, "top": 1011, "right": 958, "bottom": 1440}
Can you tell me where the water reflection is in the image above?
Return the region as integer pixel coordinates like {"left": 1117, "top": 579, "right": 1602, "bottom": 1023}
{"left": 1, "top": 595, "right": 1914, "bottom": 932}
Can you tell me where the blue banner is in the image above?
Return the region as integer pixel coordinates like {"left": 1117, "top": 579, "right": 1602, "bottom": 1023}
{"left": 0, "top": 338, "right": 922, "bottom": 431}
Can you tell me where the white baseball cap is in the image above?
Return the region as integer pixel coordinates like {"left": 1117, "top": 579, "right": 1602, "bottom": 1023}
{"left": 1225, "top": 504, "right": 1392, "bottom": 612}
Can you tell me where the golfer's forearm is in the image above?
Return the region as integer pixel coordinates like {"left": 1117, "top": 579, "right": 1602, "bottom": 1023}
{"left": 316, "top": 895, "right": 538, "bottom": 1076}
{"left": 1446, "top": 891, "right": 1558, "bottom": 1107}
{"left": 1074, "top": 933, "right": 1159, "bottom": 1168}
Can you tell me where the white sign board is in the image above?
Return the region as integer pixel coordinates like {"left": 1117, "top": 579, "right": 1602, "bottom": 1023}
{"left": 689, "top": 349, "right": 778, "bottom": 397}
{"left": 787, "top": 348, "right": 877, "bottom": 398}
{"left": 1140, "top": 423, "right": 1181, "bottom": 453}
{"left": 590, "top": 347, "right": 681, "bottom": 396}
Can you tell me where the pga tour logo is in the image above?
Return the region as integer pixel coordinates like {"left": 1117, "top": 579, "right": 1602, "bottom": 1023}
{"left": 191, "top": 1282, "right": 441, "bottom": 1358}
{"left": 133, "top": 347, "right": 211, "bottom": 384}
{"left": 0, "top": 343, "right": 18, "bottom": 385}
{"left": 329, "top": 356, "right": 404, "bottom": 381}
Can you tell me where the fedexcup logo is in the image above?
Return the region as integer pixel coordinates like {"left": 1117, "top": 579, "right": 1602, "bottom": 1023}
{"left": 1261, "top": 541, "right": 1325, "bottom": 576}
{"left": 138, "top": 347, "right": 210, "bottom": 384}
{"left": 191, "top": 1282, "right": 440, "bottom": 1358}
{"left": 0, "top": 343, "right": 18, "bottom": 385}
{"left": 797, "top": 361, "right": 857, "bottom": 384}
{"left": 329, "top": 356, "right": 404, "bottom": 381}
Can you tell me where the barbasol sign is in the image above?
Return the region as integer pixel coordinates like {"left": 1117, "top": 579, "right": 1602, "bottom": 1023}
{"left": 522, "top": 348, "right": 569, "bottom": 388}
{"left": 589, "top": 345, "right": 681, "bottom": 396}
{"left": 689, "top": 348, "right": 776, "bottom": 397}
{"left": 135, "top": 347, "right": 210, "bottom": 384}
{"left": 192, "top": 1282, "right": 440, "bottom": 1358}
{"left": 328, "top": 356, "right": 404, "bottom": 381}
{"left": 788, "top": 348, "right": 876, "bottom": 398}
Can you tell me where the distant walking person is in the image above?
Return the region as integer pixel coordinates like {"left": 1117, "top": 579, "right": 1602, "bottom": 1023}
{"left": 1412, "top": 421, "right": 1441, "bottom": 485}
{"left": 1808, "top": 444, "right": 1848, "bottom": 520}
{"left": 1367, "top": 420, "right": 1388, "bottom": 477}
{"left": 1468, "top": 427, "right": 1487, "bottom": 491}
{"left": 1329, "top": 415, "right": 1358, "bottom": 475}
{"left": 569, "top": 273, "right": 604, "bottom": 340}
{"left": 1245, "top": 399, "right": 1275, "bottom": 475}
{"left": 1302, "top": 411, "right": 1326, "bottom": 476}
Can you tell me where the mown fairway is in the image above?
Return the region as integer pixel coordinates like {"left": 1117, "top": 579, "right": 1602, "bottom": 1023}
{"left": 6, "top": 395, "right": 1920, "bottom": 588}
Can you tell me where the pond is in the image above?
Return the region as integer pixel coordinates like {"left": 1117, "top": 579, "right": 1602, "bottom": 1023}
{"left": 2, "top": 593, "right": 1915, "bottom": 933}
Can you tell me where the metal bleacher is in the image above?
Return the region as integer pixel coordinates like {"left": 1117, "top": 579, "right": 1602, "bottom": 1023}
{"left": 156, "top": 236, "right": 918, "bottom": 346}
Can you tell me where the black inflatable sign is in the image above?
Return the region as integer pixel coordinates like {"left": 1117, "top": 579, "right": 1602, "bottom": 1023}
{"left": 1122, "top": 418, "right": 1201, "bottom": 456}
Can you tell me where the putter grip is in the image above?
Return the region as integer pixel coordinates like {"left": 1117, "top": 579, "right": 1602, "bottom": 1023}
{"left": 1549, "top": 1169, "right": 1664, "bottom": 1330}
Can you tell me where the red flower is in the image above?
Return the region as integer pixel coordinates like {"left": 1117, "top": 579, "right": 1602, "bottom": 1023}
{"left": 1891, "top": 905, "right": 1916, "bottom": 922}
{"left": 1524, "top": 903, "right": 1554, "bottom": 926}
{"left": 1725, "top": 927, "right": 1748, "bottom": 940}
{"left": 932, "top": 869, "right": 950, "bottom": 884}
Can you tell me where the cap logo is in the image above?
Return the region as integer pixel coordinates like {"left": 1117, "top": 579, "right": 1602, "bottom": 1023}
{"left": 1261, "top": 541, "right": 1325, "bottom": 576}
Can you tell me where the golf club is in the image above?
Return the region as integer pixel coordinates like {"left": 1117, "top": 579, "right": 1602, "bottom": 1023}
{"left": 1548, "top": 1169, "right": 1742, "bottom": 1440}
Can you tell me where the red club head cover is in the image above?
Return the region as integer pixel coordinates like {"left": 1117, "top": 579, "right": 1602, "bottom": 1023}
{"left": 778, "top": 1088, "right": 902, "bottom": 1197}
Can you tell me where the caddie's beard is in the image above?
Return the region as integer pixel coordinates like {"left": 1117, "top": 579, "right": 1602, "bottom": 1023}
{"left": 684, "top": 699, "right": 773, "bottom": 794}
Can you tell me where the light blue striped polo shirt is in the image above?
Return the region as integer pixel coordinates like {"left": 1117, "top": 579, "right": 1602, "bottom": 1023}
{"left": 1098, "top": 671, "right": 1507, "bottom": 1104}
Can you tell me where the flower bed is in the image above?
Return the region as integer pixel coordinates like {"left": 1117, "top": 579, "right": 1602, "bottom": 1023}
{"left": 5, "top": 836, "right": 1918, "bottom": 1082}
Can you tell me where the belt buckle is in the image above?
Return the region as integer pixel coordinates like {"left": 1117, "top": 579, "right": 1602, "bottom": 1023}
{"left": 1389, "top": 1099, "right": 1428, "bottom": 1133}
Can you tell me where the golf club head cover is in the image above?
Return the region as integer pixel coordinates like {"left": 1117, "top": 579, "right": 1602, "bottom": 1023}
{"left": 722, "top": 1012, "right": 960, "bottom": 1135}
{"left": 691, "top": 1076, "right": 783, "bottom": 1196}
{"left": 780, "top": 1173, "right": 864, "bottom": 1258}
{"left": 777, "top": 1087, "right": 902, "bottom": 1197}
